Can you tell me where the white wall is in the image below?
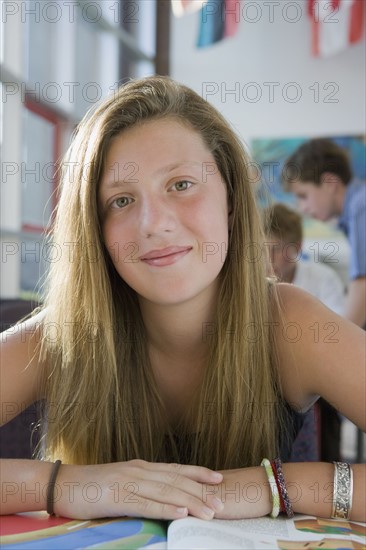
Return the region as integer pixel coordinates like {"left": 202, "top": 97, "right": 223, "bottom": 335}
{"left": 171, "top": 5, "right": 365, "bottom": 146}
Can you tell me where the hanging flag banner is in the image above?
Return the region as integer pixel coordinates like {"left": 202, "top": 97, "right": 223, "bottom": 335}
{"left": 308, "top": 0, "right": 365, "bottom": 57}
{"left": 224, "top": 0, "right": 241, "bottom": 38}
{"left": 172, "top": 0, "right": 208, "bottom": 17}
{"left": 197, "top": 0, "right": 241, "bottom": 48}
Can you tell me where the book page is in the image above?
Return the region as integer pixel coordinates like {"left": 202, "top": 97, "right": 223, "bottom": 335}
{"left": 167, "top": 515, "right": 366, "bottom": 549}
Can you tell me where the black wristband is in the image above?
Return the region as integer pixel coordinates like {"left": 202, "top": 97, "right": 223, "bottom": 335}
{"left": 46, "top": 460, "right": 62, "bottom": 515}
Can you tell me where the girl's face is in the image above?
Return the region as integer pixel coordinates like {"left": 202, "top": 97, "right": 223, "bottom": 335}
{"left": 99, "top": 118, "right": 230, "bottom": 307}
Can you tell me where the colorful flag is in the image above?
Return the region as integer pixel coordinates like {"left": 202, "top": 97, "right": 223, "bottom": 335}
{"left": 171, "top": 0, "right": 208, "bottom": 17}
{"left": 197, "top": 0, "right": 241, "bottom": 47}
{"left": 308, "top": 0, "right": 365, "bottom": 57}
{"left": 224, "top": 0, "right": 241, "bottom": 38}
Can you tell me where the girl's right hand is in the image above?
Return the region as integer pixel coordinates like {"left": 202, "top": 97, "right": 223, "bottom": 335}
{"left": 54, "top": 459, "right": 225, "bottom": 520}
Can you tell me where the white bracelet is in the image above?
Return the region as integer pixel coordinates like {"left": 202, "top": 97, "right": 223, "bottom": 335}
{"left": 261, "top": 458, "right": 280, "bottom": 518}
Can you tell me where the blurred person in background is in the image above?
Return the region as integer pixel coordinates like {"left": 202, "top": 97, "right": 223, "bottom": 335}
{"left": 283, "top": 139, "right": 366, "bottom": 329}
{"left": 263, "top": 203, "right": 345, "bottom": 316}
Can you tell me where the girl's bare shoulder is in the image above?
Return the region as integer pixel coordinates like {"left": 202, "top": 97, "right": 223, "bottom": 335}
{"left": 275, "top": 281, "right": 318, "bottom": 311}
{"left": 273, "top": 283, "right": 366, "bottom": 427}
{"left": 0, "top": 309, "right": 46, "bottom": 425}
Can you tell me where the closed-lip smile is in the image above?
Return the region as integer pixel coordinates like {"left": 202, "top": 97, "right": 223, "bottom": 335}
{"left": 140, "top": 246, "right": 192, "bottom": 266}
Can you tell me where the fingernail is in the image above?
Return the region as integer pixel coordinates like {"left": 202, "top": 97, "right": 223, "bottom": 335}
{"left": 212, "top": 497, "right": 224, "bottom": 511}
{"left": 211, "top": 472, "right": 223, "bottom": 481}
{"left": 176, "top": 507, "right": 188, "bottom": 516}
{"left": 202, "top": 506, "right": 215, "bottom": 519}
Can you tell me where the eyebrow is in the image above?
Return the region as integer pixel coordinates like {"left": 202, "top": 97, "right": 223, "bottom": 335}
{"left": 101, "top": 161, "right": 205, "bottom": 190}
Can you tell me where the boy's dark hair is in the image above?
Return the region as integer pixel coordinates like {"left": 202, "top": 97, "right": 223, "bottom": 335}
{"left": 282, "top": 138, "right": 352, "bottom": 190}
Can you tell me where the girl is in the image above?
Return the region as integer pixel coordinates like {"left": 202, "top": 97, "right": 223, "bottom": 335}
{"left": 1, "top": 76, "right": 365, "bottom": 522}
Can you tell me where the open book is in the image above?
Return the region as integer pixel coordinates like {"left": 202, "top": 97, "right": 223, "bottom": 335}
{"left": 1, "top": 512, "right": 365, "bottom": 549}
{"left": 166, "top": 515, "right": 366, "bottom": 549}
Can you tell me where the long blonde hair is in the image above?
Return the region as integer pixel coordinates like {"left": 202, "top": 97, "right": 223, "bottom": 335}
{"left": 39, "top": 76, "right": 287, "bottom": 469}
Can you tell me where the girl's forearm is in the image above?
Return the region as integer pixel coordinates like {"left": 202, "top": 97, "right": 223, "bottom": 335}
{"left": 284, "top": 462, "right": 365, "bottom": 522}
{"left": 215, "top": 462, "right": 366, "bottom": 521}
{"left": 2, "top": 459, "right": 365, "bottom": 522}
{"left": 0, "top": 459, "right": 54, "bottom": 515}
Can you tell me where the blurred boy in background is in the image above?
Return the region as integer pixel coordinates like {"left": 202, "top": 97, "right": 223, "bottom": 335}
{"left": 282, "top": 139, "right": 366, "bottom": 328}
{"left": 263, "top": 203, "right": 344, "bottom": 315}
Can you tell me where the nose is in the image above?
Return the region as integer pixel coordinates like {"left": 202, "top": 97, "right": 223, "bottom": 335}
{"left": 139, "top": 195, "right": 177, "bottom": 238}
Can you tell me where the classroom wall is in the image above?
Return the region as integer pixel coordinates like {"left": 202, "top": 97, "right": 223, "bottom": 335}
{"left": 171, "top": 5, "right": 365, "bottom": 144}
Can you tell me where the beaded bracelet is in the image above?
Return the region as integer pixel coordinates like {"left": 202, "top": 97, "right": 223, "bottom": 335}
{"left": 47, "top": 460, "right": 62, "bottom": 516}
{"left": 261, "top": 458, "right": 280, "bottom": 518}
{"left": 272, "top": 458, "right": 294, "bottom": 518}
{"left": 271, "top": 460, "right": 286, "bottom": 514}
{"left": 331, "top": 462, "right": 353, "bottom": 520}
